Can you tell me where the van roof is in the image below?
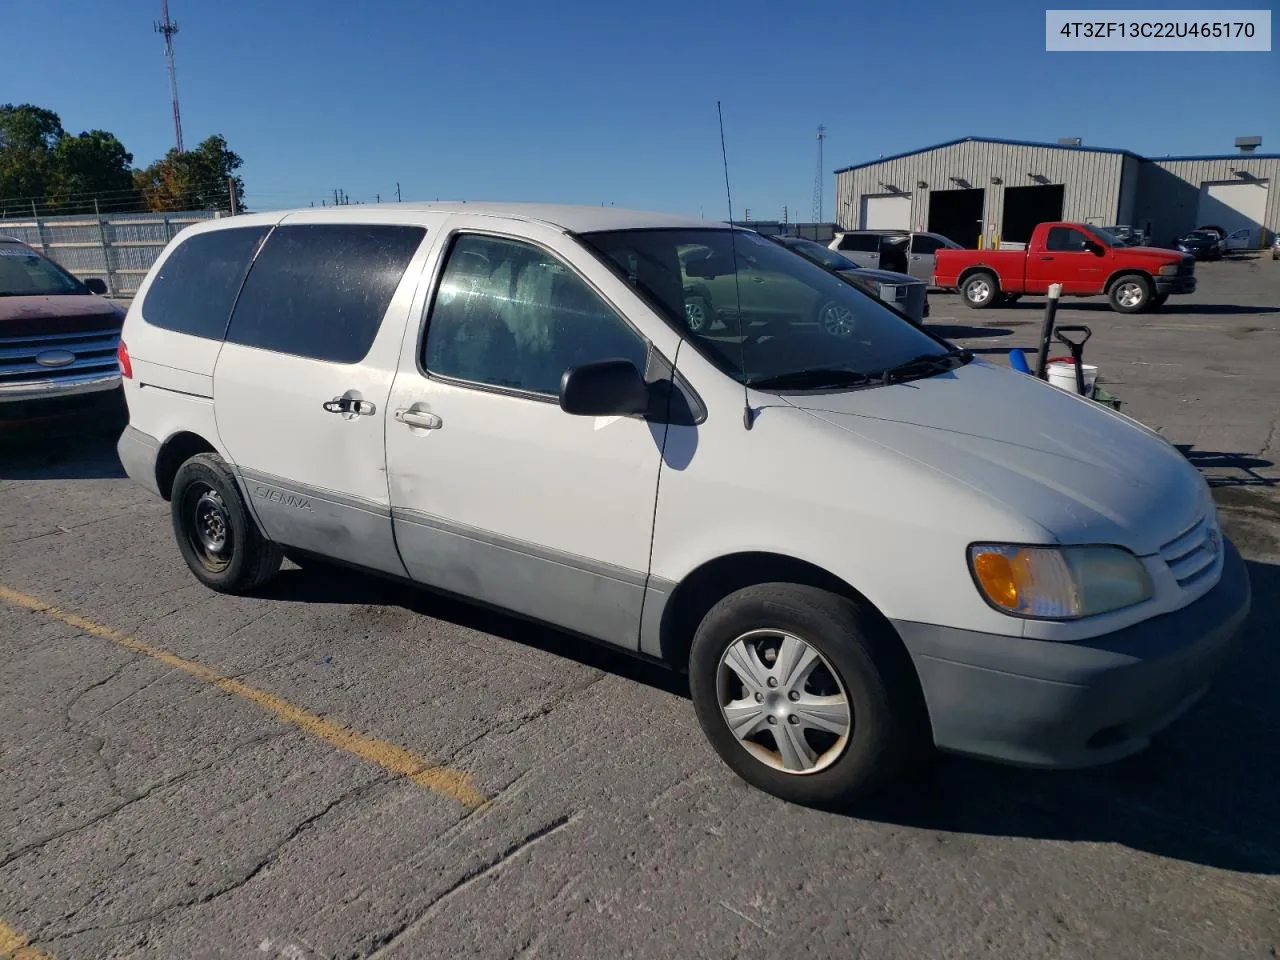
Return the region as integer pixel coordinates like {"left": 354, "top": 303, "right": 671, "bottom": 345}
{"left": 266, "top": 201, "right": 722, "bottom": 234}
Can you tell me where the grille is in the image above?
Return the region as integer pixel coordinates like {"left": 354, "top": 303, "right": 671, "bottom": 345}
{"left": 0, "top": 327, "right": 122, "bottom": 389}
{"left": 1177, "top": 258, "right": 1195, "bottom": 276}
{"left": 1158, "top": 512, "right": 1219, "bottom": 589}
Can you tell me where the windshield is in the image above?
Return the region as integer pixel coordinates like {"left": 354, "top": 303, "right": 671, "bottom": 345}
{"left": 778, "top": 237, "right": 860, "bottom": 272}
{"left": 1187, "top": 231, "right": 1217, "bottom": 241}
{"left": 0, "top": 242, "right": 88, "bottom": 297}
{"left": 577, "top": 228, "right": 957, "bottom": 388}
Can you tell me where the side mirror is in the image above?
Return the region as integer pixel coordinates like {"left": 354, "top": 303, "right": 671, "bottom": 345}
{"left": 85, "top": 277, "right": 108, "bottom": 295}
{"left": 1083, "top": 240, "right": 1105, "bottom": 256}
{"left": 559, "top": 359, "right": 651, "bottom": 417}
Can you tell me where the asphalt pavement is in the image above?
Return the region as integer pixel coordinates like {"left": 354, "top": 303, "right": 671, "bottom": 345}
{"left": 2, "top": 255, "right": 1278, "bottom": 960}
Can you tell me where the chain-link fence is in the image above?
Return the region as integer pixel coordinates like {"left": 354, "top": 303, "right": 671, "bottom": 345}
{"left": 0, "top": 210, "right": 220, "bottom": 298}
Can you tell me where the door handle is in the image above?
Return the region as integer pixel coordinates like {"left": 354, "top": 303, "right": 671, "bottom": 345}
{"left": 751, "top": 276, "right": 766, "bottom": 283}
{"left": 395, "top": 408, "right": 442, "bottom": 430}
{"left": 323, "top": 396, "right": 376, "bottom": 415}
{"left": 1038, "top": 256, "right": 1054, "bottom": 261}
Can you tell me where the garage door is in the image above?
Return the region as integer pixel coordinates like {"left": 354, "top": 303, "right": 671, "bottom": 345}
{"left": 1197, "top": 180, "right": 1269, "bottom": 241}
{"left": 859, "top": 194, "right": 911, "bottom": 230}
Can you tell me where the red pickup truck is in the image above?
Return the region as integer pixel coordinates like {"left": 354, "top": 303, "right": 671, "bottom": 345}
{"left": 934, "top": 221, "right": 1196, "bottom": 313}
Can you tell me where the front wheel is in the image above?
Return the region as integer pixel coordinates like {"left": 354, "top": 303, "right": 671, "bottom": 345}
{"left": 1108, "top": 274, "right": 1152, "bottom": 313}
{"left": 688, "top": 583, "right": 928, "bottom": 808}
{"left": 684, "top": 296, "right": 714, "bottom": 334}
{"left": 171, "top": 452, "right": 282, "bottom": 594}
{"left": 815, "top": 299, "right": 856, "bottom": 337}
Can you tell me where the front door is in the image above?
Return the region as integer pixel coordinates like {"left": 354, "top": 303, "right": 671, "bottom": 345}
{"left": 908, "top": 234, "right": 943, "bottom": 283}
{"left": 1024, "top": 225, "right": 1107, "bottom": 295}
{"left": 384, "top": 218, "right": 679, "bottom": 649}
{"left": 1224, "top": 228, "right": 1253, "bottom": 252}
{"left": 212, "top": 219, "right": 431, "bottom": 576}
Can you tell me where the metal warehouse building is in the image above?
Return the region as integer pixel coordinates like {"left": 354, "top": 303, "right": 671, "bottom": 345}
{"left": 834, "top": 136, "right": 1279, "bottom": 250}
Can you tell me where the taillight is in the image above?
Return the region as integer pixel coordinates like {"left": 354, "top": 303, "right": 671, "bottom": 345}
{"left": 117, "top": 339, "right": 133, "bottom": 379}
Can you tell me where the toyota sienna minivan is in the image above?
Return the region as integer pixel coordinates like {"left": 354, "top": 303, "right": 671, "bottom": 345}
{"left": 116, "top": 203, "right": 1251, "bottom": 807}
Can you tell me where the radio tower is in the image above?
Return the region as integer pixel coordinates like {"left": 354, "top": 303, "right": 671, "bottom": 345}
{"left": 811, "top": 124, "right": 826, "bottom": 222}
{"left": 154, "top": 0, "right": 185, "bottom": 152}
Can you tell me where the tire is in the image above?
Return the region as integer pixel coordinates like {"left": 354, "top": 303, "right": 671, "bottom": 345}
{"left": 1108, "top": 273, "right": 1152, "bottom": 313}
{"left": 961, "top": 272, "right": 998, "bottom": 309}
{"left": 688, "top": 583, "right": 928, "bottom": 808}
{"left": 1146, "top": 293, "right": 1169, "bottom": 312}
{"left": 815, "top": 299, "right": 856, "bottom": 337}
{"left": 170, "top": 452, "right": 283, "bottom": 594}
{"left": 684, "top": 295, "right": 714, "bottom": 334}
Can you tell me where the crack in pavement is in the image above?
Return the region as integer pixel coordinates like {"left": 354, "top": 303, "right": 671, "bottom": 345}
{"left": 1, "top": 731, "right": 291, "bottom": 874}
{"left": 39, "top": 774, "right": 393, "bottom": 947}
{"left": 364, "top": 812, "right": 582, "bottom": 959}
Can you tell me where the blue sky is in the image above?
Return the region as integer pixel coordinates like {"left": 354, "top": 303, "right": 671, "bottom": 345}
{"left": 6, "top": 0, "right": 1277, "bottom": 219}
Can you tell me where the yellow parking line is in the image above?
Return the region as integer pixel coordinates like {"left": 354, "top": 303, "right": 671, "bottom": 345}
{"left": 0, "top": 919, "right": 55, "bottom": 960}
{"left": 0, "top": 585, "right": 486, "bottom": 809}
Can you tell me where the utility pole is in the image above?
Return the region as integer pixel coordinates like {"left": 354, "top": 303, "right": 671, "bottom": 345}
{"left": 376, "top": 193, "right": 380, "bottom": 203}
{"left": 812, "top": 124, "right": 826, "bottom": 223}
{"left": 395, "top": 182, "right": 401, "bottom": 202}
{"left": 228, "top": 177, "right": 238, "bottom": 215}
{"left": 154, "top": 0, "right": 185, "bottom": 152}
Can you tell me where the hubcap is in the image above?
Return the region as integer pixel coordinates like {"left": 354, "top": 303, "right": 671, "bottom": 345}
{"left": 716, "top": 629, "right": 852, "bottom": 775}
{"left": 1116, "top": 282, "right": 1143, "bottom": 308}
{"left": 685, "top": 299, "right": 709, "bottom": 332}
{"left": 967, "top": 279, "right": 991, "bottom": 303}
{"left": 819, "top": 303, "right": 855, "bottom": 336}
{"left": 183, "top": 482, "right": 233, "bottom": 572}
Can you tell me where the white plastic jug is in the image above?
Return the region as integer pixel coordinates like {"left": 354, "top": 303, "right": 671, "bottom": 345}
{"left": 1047, "top": 360, "right": 1098, "bottom": 396}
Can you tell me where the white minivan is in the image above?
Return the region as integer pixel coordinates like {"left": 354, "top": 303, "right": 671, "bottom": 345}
{"left": 116, "top": 203, "right": 1251, "bottom": 807}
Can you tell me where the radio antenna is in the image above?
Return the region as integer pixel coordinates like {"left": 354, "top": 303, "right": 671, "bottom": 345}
{"left": 717, "top": 101, "right": 754, "bottom": 430}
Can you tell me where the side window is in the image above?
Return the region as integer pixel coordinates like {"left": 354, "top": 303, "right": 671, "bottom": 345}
{"left": 1046, "top": 227, "right": 1088, "bottom": 252}
{"left": 910, "top": 235, "right": 943, "bottom": 255}
{"left": 226, "top": 224, "right": 425, "bottom": 363}
{"left": 838, "top": 233, "right": 878, "bottom": 253}
{"left": 141, "top": 226, "right": 270, "bottom": 340}
{"left": 423, "top": 234, "right": 649, "bottom": 396}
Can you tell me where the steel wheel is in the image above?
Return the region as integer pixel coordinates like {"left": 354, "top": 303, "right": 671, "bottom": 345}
{"left": 1115, "top": 281, "right": 1144, "bottom": 309}
{"left": 817, "top": 301, "right": 856, "bottom": 337}
{"left": 716, "top": 628, "right": 852, "bottom": 775}
{"left": 181, "top": 481, "right": 233, "bottom": 573}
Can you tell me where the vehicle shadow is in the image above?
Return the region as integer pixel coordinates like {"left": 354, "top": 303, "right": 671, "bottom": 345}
{"left": 0, "top": 425, "right": 127, "bottom": 481}
{"left": 268, "top": 550, "right": 1279, "bottom": 874}
{"left": 258, "top": 563, "right": 690, "bottom": 698}
{"left": 1175, "top": 445, "right": 1276, "bottom": 487}
{"left": 852, "top": 555, "right": 1279, "bottom": 875}
{"left": 999, "top": 301, "right": 1280, "bottom": 316}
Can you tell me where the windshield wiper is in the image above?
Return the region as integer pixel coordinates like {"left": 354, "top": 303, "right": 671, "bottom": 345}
{"left": 871, "top": 349, "right": 972, "bottom": 384}
{"left": 747, "top": 368, "right": 876, "bottom": 391}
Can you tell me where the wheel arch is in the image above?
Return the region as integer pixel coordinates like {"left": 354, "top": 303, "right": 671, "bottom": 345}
{"left": 957, "top": 265, "right": 1000, "bottom": 290}
{"left": 657, "top": 551, "right": 904, "bottom": 673}
{"left": 1104, "top": 268, "right": 1153, "bottom": 293}
{"left": 155, "top": 430, "right": 219, "bottom": 501}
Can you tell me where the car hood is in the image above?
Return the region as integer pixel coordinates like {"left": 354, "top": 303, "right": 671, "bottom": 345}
{"left": 839, "top": 268, "right": 922, "bottom": 286}
{"left": 778, "top": 358, "right": 1208, "bottom": 556}
{"left": 0, "top": 294, "right": 124, "bottom": 337}
{"left": 1122, "top": 244, "right": 1189, "bottom": 260}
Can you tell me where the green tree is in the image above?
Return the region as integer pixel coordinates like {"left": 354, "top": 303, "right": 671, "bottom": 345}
{"left": 0, "top": 103, "right": 64, "bottom": 216}
{"left": 134, "top": 134, "right": 246, "bottom": 213}
{"left": 49, "top": 130, "right": 138, "bottom": 215}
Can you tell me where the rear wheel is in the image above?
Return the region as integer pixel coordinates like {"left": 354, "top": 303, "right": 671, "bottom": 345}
{"left": 684, "top": 296, "right": 714, "bottom": 334}
{"left": 1108, "top": 274, "right": 1152, "bottom": 313}
{"left": 171, "top": 453, "right": 282, "bottom": 594}
{"left": 688, "top": 583, "right": 928, "bottom": 808}
{"left": 816, "top": 299, "right": 856, "bottom": 336}
{"left": 961, "top": 272, "right": 998, "bottom": 309}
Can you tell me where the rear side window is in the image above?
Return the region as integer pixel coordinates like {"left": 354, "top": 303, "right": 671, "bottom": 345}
{"left": 1046, "top": 227, "right": 1089, "bottom": 252}
{"left": 837, "top": 233, "right": 880, "bottom": 253}
{"left": 141, "top": 226, "right": 269, "bottom": 340}
{"left": 226, "top": 224, "right": 425, "bottom": 363}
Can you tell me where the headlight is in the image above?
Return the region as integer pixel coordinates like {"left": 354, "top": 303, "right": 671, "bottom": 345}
{"left": 1157, "top": 263, "right": 1179, "bottom": 276}
{"left": 968, "top": 543, "right": 1153, "bottom": 619}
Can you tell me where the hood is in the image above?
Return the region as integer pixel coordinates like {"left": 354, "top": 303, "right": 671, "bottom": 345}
{"left": 780, "top": 358, "right": 1208, "bottom": 556}
{"left": 1118, "top": 244, "right": 1187, "bottom": 262}
{"left": 839, "top": 268, "right": 922, "bottom": 286}
{"left": 0, "top": 294, "right": 125, "bottom": 338}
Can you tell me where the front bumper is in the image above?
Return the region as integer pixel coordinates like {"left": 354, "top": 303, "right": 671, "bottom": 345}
{"left": 893, "top": 537, "right": 1251, "bottom": 769}
{"left": 1154, "top": 275, "right": 1197, "bottom": 295}
{"left": 0, "top": 378, "right": 125, "bottom": 436}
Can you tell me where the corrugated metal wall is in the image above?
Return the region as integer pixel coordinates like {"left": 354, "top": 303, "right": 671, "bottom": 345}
{"left": 1117, "top": 155, "right": 1141, "bottom": 227}
{"left": 1133, "top": 156, "right": 1279, "bottom": 246}
{"left": 834, "top": 141, "right": 1127, "bottom": 243}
